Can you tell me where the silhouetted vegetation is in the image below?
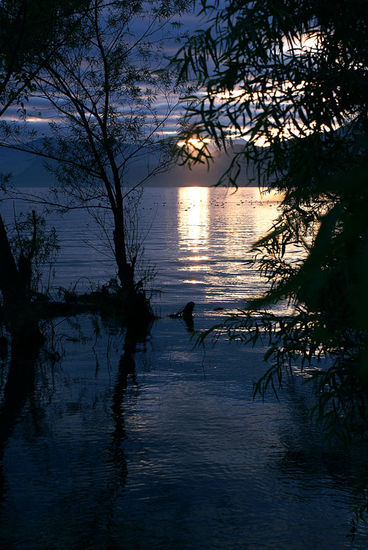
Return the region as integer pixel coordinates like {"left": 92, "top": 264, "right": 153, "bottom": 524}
{"left": 1, "top": 0, "right": 190, "bottom": 322}
{"left": 0, "top": 0, "right": 195, "bottom": 334}
{"left": 0, "top": 0, "right": 92, "bottom": 334}
{"left": 0, "top": 0, "right": 91, "bottom": 117}
{"left": 176, "top": 0, "right": 368, "bottom": 441}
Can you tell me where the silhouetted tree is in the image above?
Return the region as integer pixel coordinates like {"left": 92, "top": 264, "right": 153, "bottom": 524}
{"left": 0, "top": 0, "right": 90, "bottom": 314}
{"left": 1, "top": 0, "right": 191, "bottom": 316}
{"left": 176, "top": 0, "right": 368, "bottom": 440}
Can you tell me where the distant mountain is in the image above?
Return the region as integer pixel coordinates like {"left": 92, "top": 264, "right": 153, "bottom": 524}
{"left": 0, "top": 142, "right": 256, "bottom": 188}
{"left": 0, "top": 146, "right": 57, "bottom": 187}
{"left": 146, "top": 146, "right": 256, "bottom": 187}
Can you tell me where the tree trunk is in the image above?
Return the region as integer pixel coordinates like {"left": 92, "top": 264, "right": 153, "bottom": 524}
{"left": 0, "top": 214, "right": 43, "bottom": 358}
{"left": 0, "top": 214, "right": 27, "bottom": 312}
{"left": 112, "top": 208, "right": 135, "bottom": 293}
{"left": 111, "top": 206, "right": 153, "bottom": 327}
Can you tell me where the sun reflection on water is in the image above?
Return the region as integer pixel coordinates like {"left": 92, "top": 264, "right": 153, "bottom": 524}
{"left": 177, "top": 187, "right": 210, "bottom": 283}
{"left": 175, "top": 186, "right": 283, "bottom": 299}
{"left": 178, "top": 187, "right": 209, "bottom": 249}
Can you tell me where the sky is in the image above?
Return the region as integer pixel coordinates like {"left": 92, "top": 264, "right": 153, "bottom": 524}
{"left": 2, "top": 2, "right": 208, "bottom": 139}
{"left": 0, "top": 0, "right": 262, "bottom": 188}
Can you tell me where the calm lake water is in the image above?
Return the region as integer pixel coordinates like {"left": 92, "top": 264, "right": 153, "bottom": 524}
{"left": 1, "top": 186, "right": 368, "bottom": 549}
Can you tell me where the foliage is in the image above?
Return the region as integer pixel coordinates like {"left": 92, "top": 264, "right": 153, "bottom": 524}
{"left": 9, "top": 209, "right": 59, "bottom": 294}
{"left": 0, "top": 0, "right": 90, "bottom": 313}
{"left": 0, "top": 0, "right": 90, "bottom": 117}
{"left": 176, "top": 0, "right": 368, "bottom": 440}
{"left": 1, "top": 0, "right": 192, "bottom": 294}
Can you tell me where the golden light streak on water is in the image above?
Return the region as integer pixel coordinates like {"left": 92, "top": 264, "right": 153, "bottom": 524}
{"left": 178, "top": 187, "right": 209, "bottom": 249}
{"left": 177, "top": 186, "right": 210, "bottom": 284}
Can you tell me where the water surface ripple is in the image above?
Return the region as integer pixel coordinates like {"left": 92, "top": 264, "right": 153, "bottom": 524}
{"left": 0, "top": 187, "right": 367, "bottom": 549}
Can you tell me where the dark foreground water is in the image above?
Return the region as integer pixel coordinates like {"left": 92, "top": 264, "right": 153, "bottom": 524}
{"left": 1, "top": 187, "right": 368, "bottom": 549}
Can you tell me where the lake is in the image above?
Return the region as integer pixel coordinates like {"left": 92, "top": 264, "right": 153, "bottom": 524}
{"left": 0, "top": 186, "right": 367, "bottom": 549}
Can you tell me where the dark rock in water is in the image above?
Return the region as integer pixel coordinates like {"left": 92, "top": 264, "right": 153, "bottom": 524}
{"left": 169, "top": 301, "right": 195, "bottom": 320}
{"left": 183, "top": 301, "right": 195, "bottom": 320}
{"left": 167, "top": 302, "right": 195, "bottom": 331}
{"left": 183, "top": 302, "right": 195, "bottom": 332}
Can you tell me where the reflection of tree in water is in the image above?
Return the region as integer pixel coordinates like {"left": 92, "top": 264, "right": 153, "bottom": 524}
{"left": 0, "top": 325, "right": 41, "bottom": 503}
{"left": 0, "top": 313, "right": 152, "bottom": 545}
{"left": 110, "top": 329, "right": 136, "bottom": 489}
{"left": 278, "top": 434, "right": 368, "bottom": 538}
{"left": 109, "top": 320, "right": 151, "bottom": 490}
{"left": 276, "top": 374, "right": 368, "bottom": 536}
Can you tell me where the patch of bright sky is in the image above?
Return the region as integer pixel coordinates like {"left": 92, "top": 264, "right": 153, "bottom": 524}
{"left": 183, "top": 28, "right": 341, "bottom": 151}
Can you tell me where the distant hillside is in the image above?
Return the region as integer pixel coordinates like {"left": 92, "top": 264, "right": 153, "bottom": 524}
{"left": 146, "top": 147, "right": 256, "bottom": 187}
{"left": 0, "top": 143, "right": 257, "bottom": 188}
{"left": 0, "top": 147, "right": 57, "bottom": 187}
